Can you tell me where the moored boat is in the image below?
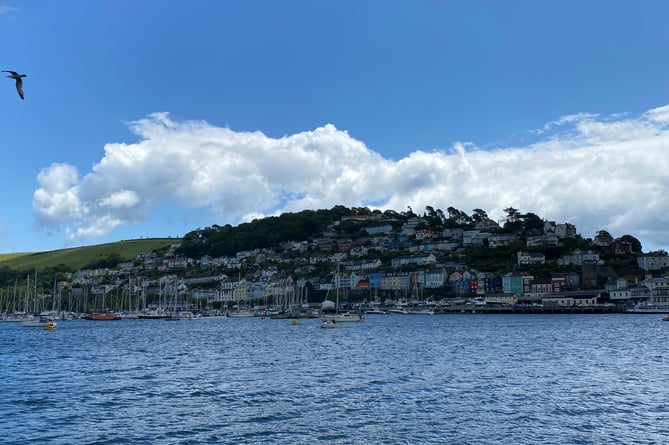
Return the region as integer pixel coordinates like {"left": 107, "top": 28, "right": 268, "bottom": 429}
{"left": 320, "top": 319, "right": 340, "bottom": 329}
{"left": 22, "top": 316, "right": 55, "bottom": 328}
{"left": 320, "top": 263, "right": 365, "bottom": 324}
{"left": 2, "top": 312, "right": 30, "bottom": 322}
{"left": 137, "top": 308, "right": 168, "bottom": 319}
{"left": 325, "top": 312, "right": 365, "bottom": 322}
{"left": 387, "top": 308, "right": 409, "bottom": 315}
{"left": 627, "top": 303, "right": 669, "bottom": 314}
{"left": 227, "top": 309, "right": 256, "bottom": 317}
{"left": 84, "top": 313, "right": 122, "bottom": 321}
{"left": 407, "top": 308, "right": 435, "bottom": 315}
{"left": 364, "top": 306, "right": 387, "bottom": 314}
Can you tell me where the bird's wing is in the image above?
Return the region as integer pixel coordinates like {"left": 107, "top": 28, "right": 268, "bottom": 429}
{"left": 15, "top": 78, "right": 24, "bottom": 99}
{"left": 2, "top": 70, "right": 19, "bottom": 76}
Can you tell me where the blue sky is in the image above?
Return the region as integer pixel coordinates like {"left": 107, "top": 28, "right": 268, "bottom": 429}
{"left": 1, "top": 1, "right": 669, "bottom": 253}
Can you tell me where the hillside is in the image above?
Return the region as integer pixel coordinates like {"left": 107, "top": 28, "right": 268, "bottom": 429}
{"left": 0, "top": 205, "right": 646, "bottom": 276}
{"left": 0, "top": 238, "right": 175, "bottom": 272}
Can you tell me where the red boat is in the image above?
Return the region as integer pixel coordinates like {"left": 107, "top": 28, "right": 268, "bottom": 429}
{"left": 84, "top": 313, "right": 122, "bottom": 321}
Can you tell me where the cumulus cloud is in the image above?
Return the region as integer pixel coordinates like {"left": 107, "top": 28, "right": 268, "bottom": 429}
{"left": 33, "top": 106, "right": 669, "bottom": 249}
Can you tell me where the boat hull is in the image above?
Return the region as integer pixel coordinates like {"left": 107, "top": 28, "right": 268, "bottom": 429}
{"left": 84, "top": 313, "right": 122, "bottom": 321}
{"left": 627, "top": 304, "right": 669, "bottom": 314}
{"left": 320, "top": 320, "right": 340, "bottom": 329}
{"left": 21, "top": 319, "right": 50, "bottom": 328}
{"left": 321, "top": 313, "right": 365, "bottom": 322}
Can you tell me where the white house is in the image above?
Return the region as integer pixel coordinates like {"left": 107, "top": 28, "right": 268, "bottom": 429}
{"left": 391, "top": 254, "right": 437, "bottom": 268}
{"left": 637, "top": 252, "right": 669, "bottom": 271}
{"left": 517, "top": 251, "right": 545, "bottom": 266}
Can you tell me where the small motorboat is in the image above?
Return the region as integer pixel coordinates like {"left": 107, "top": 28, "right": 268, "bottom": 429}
{"left": 320, "top": 319, "right": 340, "bottom": 329}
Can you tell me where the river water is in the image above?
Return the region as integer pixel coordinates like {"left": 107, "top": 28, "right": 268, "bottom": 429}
{"left": 1, "top": 314, "right": 667, "bottom": 444}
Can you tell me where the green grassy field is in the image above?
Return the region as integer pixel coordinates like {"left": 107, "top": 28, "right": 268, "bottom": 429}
{"left": 0, "top": 238, "right": 176, "bottom": 272}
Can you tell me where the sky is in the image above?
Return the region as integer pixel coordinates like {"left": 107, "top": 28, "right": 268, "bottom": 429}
{"left": 1, "top": 1, "right": 669, "bottom": 254}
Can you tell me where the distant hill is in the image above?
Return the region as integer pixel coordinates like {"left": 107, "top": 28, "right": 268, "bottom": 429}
{"left": 0, "top": 238, "right": 175, "bottom": 272}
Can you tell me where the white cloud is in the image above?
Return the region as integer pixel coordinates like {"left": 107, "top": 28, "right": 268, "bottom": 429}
{"left": 33, "top": 163, "right": 84, "bottom": 224}
{"left": 531, "top": 112, "right": 598, "bottom": 135}
{"left": 33, "top": 107, "right": 669, "bottom": 250}
{"left": 645, "top": 104, "right": 669, "bottom": 124}
{"left": 99, "top": 190, "right": 140, "bottom": 209}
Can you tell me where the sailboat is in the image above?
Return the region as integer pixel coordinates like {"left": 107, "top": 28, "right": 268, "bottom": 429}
{"left": 84, "top": 287, "right": 121, "bottom": 320}
{"left": 320, "top": 264, "right": 364, "bottom": 324}
{"left": 164, "top": 276, "right": 182, "bottom": 321}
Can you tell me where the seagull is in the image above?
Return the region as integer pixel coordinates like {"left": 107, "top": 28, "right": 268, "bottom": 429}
{"left": 3, "top": 70, "right": 27, "bottom": 100}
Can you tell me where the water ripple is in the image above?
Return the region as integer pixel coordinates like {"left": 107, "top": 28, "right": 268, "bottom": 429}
{"left": 1, "top": 314, "right": 668, "bottom": 444}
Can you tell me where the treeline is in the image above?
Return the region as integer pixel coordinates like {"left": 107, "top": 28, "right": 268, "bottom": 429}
{"left": 177, "top": 206, "right": 356, "bottom": 259}
{"left": 176, "top": 204, "right": 644, "bottom": 263}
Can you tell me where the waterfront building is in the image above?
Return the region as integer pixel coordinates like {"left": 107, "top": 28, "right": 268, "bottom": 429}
{"left": 424, "top": 269, "right": 446, "bottom": 288}
{"left": 502, "top": 273, "right": 530, "bottom": 296}
{"left": 542, "top": 291, "right": 601, "bottom": 307}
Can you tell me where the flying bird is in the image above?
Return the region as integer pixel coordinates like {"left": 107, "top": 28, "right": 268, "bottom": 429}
{"left": 3, "top": 70, "right": 27, "bottom": 100}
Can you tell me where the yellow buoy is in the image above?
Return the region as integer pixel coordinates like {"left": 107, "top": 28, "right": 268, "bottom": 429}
{"left": 291, "top": 319, "right": 298, "bottom": 325}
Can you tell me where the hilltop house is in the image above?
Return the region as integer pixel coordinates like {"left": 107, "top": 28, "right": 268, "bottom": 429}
{"left": 364, "top": 224, "right": 394, "bottom": 235}
{"left": 526, "top": 234, "right": 559, "bottom": 247}
{"left": 558, "top": 249, "right": 600, "bottom": 266}
{"left": 488, "top": 234, "right": 517, "bottom": 248}
{"left": 462, "top": 230, "right": 491, "bottom": 247}
{"left": 637, "top": 252, "right": 669, "bottom": 271}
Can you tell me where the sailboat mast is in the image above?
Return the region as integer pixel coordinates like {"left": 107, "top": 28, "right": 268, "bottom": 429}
{"left": 336, "top": 263, "right": 340, "bottom": 314}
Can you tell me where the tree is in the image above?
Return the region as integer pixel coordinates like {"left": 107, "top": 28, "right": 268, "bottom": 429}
{"left": 471, "top": 208, "right": 489, "bottom": 224}
{"left": 504, "top": 207, "right": 521, "bottom": 223}
{"left": 596, "top": 230, "right": 613, "bottom": 239}
{"left": 522, "top": 212, "right": 544, "bottom": 235}
{"left": 457, "top": 209, "right": 471, "bottom": 225}
{"left": 619, "top": 234, "right": 642, "bottom": 253}
{"left": 446, "top": 207, "right": 459, "bottom": 221}
{"left": 446, "top": 207, "right": 470, "bottom": 224}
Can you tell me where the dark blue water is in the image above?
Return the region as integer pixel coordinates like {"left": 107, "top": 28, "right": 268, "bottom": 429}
{"left": 1, "top": 314, "right": 667, "bottom": 444}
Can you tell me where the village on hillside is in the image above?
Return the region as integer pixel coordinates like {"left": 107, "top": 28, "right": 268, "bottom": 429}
{"left": 3, "top": 206, "right": 669, "bottom": 317}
